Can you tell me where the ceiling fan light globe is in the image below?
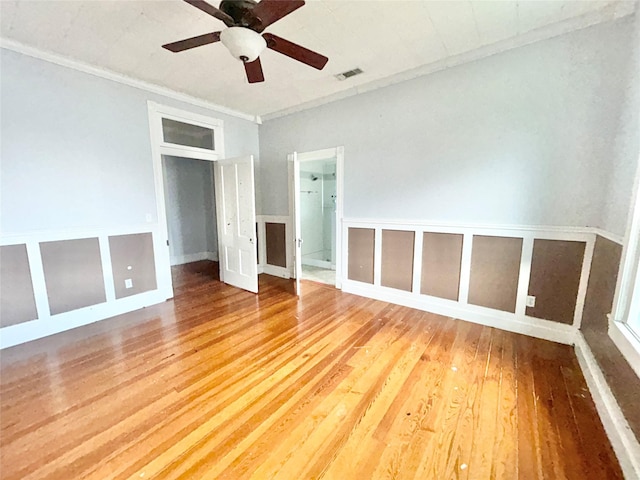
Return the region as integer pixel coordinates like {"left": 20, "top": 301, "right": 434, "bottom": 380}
{"left": 220, "top": 27, "right": 266, "bottom": 63}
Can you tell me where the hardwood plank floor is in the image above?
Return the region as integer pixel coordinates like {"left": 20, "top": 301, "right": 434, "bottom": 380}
{"left": 0, "top": 261, "right": 622, "bottom": 479}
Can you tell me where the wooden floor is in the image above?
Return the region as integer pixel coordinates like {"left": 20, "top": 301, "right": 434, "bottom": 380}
{"left": 0, "top": 261, "right": 622, "bottom": 479}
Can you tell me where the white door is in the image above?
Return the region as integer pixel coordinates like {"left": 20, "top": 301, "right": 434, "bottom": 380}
{"left": 290, "top": 153, "right": 303, "bottom": 295}
{"left": 214, "top": 155, "right": 258, "bottom": 293}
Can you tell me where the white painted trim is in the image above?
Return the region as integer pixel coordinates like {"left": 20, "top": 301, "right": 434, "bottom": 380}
{"left": 149, "top": 101, "right": 225, "bottom": 161}
{"left": 344, "top": 218, "right": 596, "bottom": 239}
{"left": 0, "top": 225, "right": 169, "bottom": 349}
{"left": 610, "top": 101, "right": 640, "bottom": 370}
{"left": 257, "top": 220, "right": 267, "bottom": 267}
{"left": 24, "top": 241, "right": 50, "bottom": 321}
{"left": 515, "top": 237, "right": 534, "bottom": 317}
{"left": 335, "top": 146, "right": 345, "bottom": 289}
{"left": 342, "top": 280, "right": 577, "bottom": 345}
{"left": 148, "top": 101, "right": 229, "bottom": 299}
{"left": 295, "top": 147, "right": 339, "bottom": 162}
{"left": 262, "top": 265, "right": 291, "bottom": 279}
{"left": 0, "top": 39, "right": 259, "bottom": 123}
{"left": 593, "top": 228, "right": 625, "bottom": 245}
{"left": 261, "top": 3, "right": 635, "bottom": 121}
{"left": 411, "top": 230, "right": 423, "bottom": 295}
{"left": 289, "top": 146, "right": 344, "bottom": 289}
{"left": 342, "top": 218, "right": 606, "bottom": 346}
{"left": 373, "top": 228, "right": 382, "bottom": 287}
{"left": 148, "top": 103, "right": 174, "bottom": 299}
{"left": 573, "top": 236, "right": 596, "bottom": 329}
{"left": 170, "top": 251, "right": 218, "bottom": 266}
{"left": 609, "top": 319, "right": 640, "bottom": 380}
{"left": 98, "top": 236, "right": 116, "bottom": 302}
{"left": 574, "top": 333, "right": 640, "bottom": 480}
{"left": 0, "top": 223, "right": 158, "bottom": 244}
{"left": 0, "top": 289, "right": 167, "bottom": 350}
{"left": 302, "top": 257, "right": 333, "bottom": 269}
{"left": 458, "top": 233, "right": 472, "bottom": 304}
{"left": 256, "top": 214, "right": 292, "bottom": 274}
{"left": 257, "top": 215, "right": 291, "bottom": 224}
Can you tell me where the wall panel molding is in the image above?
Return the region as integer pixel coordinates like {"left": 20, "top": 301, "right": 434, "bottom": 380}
{"left": 575, "top": 333, "right": 640, "bottom": 480}
{"left": 343, "top": 218, "right": 598, "bottom": 345}
{"left": 0, "top": 225, "right": 165, "bottom": 349}
{"left": 0, "top": 244, "right": 38, "bottom": 327}
{"left": 256, "top": 215, "right": 291, "bottom": 279}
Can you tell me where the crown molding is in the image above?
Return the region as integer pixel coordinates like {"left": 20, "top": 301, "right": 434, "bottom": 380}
{"left": 261, "top": 2, "right": 636, "bottom": 122}
{"left": 0, "top": 38, "right": 261, "bottom": 124}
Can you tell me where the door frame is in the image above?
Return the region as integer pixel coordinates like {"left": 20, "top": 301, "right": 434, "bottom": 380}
{"left": 148, "top": 101, "right": 225, "bottom": 299}
{"left": 288, "top": 146, "right": 345, "bottom": 290}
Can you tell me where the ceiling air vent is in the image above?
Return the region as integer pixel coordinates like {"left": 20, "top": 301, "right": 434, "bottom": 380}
{"left": 335, "top": 68, "right": 363, "bottom": 81}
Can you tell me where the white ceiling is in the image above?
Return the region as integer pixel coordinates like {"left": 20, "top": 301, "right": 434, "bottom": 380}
{"left": 0, "top": 0, "right": 635, "bottom": 119}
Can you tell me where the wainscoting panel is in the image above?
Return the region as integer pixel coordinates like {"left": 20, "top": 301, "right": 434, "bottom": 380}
{"left": 468, "top": 235, "right": 523, "bottom": 313}
{"left": 381, "top": 229, "right": 414, "bottom": 292}
{"left": 579, "top": 236, "right": 640, "bottom": 441}
{"left": 40, "top": 238, "right": 106, "bottom": 315}
{"left": 265, "top": 223, "right": 287, "bottom": 268}
{"left": 256, "top": 215, "right": 291, "bottom": 278}
{"left": 527, "top": 239, "right": 586, "bottom": 324}
{"left": 0, "top": 226, "right": 166, "bottom": 349}
{"left": 109, "top": 233, "right": 157, "bottom": 299}
{"left": 420, "top": 232, "right": 463, "bottom": 301}
{"left": 342, "top": 219, "right": 596, "bottom": 345}
{"left": 582, "top": 236, "right": 623, "bottom": 333}
{"left": 347, "top": 228, "right": 375, "bottom": 284}
{"left": 0, "top": 244, "right": 38, "bottom": 327}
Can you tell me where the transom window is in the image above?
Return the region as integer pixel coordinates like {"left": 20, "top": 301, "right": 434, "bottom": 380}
{"left": 161, "top": 118, "right": 215, "bottom": 151}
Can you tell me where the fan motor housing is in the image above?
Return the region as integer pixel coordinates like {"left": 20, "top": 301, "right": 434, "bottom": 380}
{"left": 220, "top": 0, "right": 258, "bottom": 26}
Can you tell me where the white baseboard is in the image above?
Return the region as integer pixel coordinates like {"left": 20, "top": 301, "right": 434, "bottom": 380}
{"left": 170, "top": 251, "right": 218, "bottom": 265}
{"left": 302, "top": 257, "right": 335, "bottom": 269}
{"left": 341, "top": 280, "right": 577, "bottom": 345}
{"left": 0, "top": 289, "right": 168, "bottom": 349}
{"left": 261, "top": 264, "right": 291, "bottom": 279}
{"left": 574, "top": 334, "right": 640, "bottom": 479}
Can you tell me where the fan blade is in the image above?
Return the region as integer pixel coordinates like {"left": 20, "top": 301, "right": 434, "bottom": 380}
{"left": 244, "top": 57, "right": 265, "bottom": 83}
{"left": 162, "top": 32, "right": 221, "bottom": 52}
{"left": 184, "top": 0, "right": 234, "bottom": 27}
{"left": 251, "top": 0, "right": 305, "bottom": 32}
{"left": 263, "top": 33, "right": 328, "bottom": 70}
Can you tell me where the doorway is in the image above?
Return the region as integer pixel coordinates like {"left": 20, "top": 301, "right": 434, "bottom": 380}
{"left": 162, "top": 155, "right": 218, "bottom": 268}
{"left": 289, "top": 147, "right": 344, "bottom": 294}
{"left": 148, "top": 102, "right": 258, "bottom": 297}
{"left": 299, "top": 158, "right": 337, "bottom": 285}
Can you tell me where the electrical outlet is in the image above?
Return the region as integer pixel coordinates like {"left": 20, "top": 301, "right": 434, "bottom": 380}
{"left": 526, "top": 295, "right": 536, "bottom": 308}
{"left": 124, "top": 278, "right": 133, "bottom": 289}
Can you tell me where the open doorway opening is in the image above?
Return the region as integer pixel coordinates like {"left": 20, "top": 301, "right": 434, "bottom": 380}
{"left": 149, "top": 102, "right": 258, "bottom": 297}
{"left": 299, "top": 158, "right": 337, "bottom": 286}
{"left": 290, "top": 146, "right": 344, "bottom": 294}
{"left": 162, "top": 155, "right": 219, "bottom": 293}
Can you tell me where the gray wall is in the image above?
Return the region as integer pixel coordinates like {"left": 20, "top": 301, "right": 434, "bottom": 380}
{"left": 162, "top": 156, "right": 218, "bottom": 264}
{"left": 599, "top": 12, "right": 640, "bottom": 236}
{"left": 0, "top": 48, "right": 260, "bottom": 234}
{"left": 259, "top": 17, "right": 636, "bottom": 235}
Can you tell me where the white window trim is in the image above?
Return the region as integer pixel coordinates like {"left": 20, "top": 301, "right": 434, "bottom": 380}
{"left": 149, "top": 102, "right": 225, "bottom": 161}
{"left": 609, "top": 137, "right": 640, "bottom": 379}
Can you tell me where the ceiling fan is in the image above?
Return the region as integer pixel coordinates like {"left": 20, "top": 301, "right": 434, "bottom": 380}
{"left": 162, "top": 0, "right": 329, "bottom": 84}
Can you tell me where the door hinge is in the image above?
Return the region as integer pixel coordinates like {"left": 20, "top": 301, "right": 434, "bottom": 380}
{"left": 166, "top": 240, "right": 170, "bottom": 246}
